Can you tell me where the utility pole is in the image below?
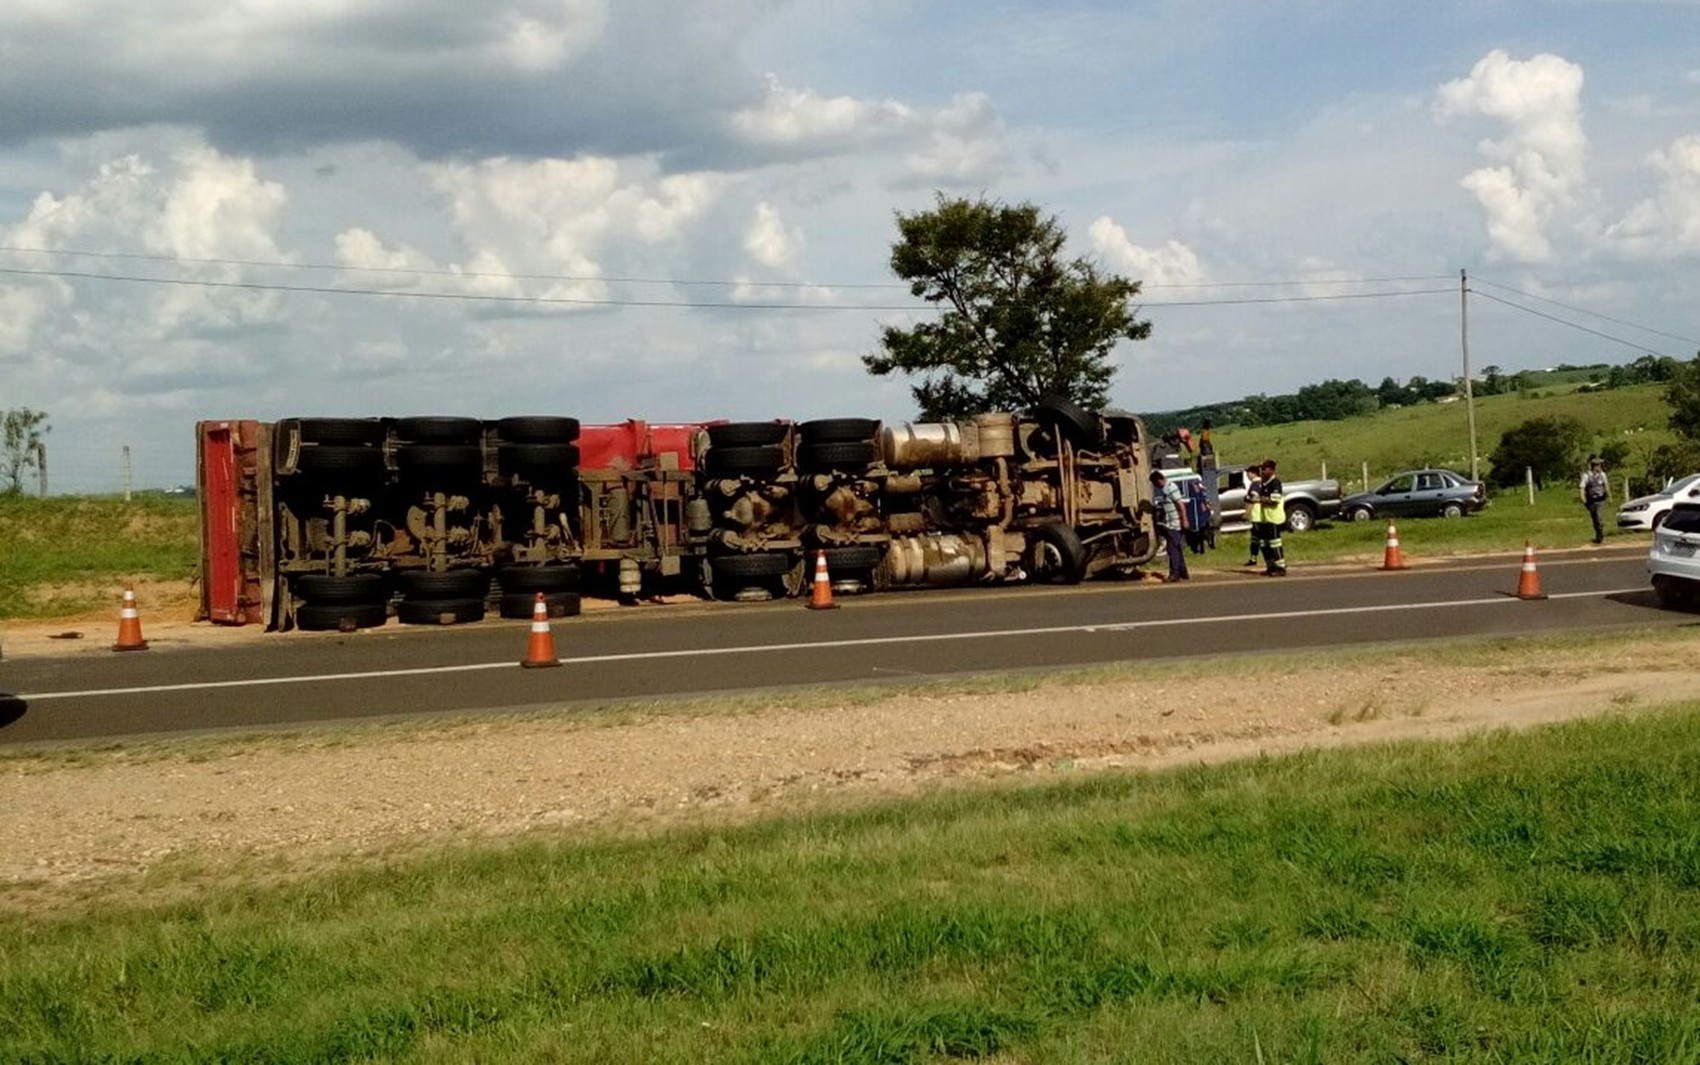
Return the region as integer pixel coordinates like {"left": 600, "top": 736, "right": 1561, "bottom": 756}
{"left": 36, "top": 442, "right": 47, "bottom": 497}
{"left": 122, "top": 444, "right": 133, "bottom": 502}
{"left": 1460, "top": 268, "right": 1480, "bottom": 481}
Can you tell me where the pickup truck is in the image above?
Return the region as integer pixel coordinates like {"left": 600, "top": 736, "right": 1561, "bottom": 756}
{"left": 1162, "top": 463, "right": 1342, "bottom": 533}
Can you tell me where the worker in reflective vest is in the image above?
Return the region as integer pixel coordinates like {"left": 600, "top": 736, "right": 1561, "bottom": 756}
{"left": 1257, "top": 458, "right": 1288, "bottom": 576}
{"left": 1243, "top": 466, "right": 1264, "bottom": 567}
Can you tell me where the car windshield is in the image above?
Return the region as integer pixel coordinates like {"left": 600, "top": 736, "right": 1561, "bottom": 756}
{"left": 1666, "top": 474, "right": 1700, "bottom": 497}
{"left": 1379, "top": 475, "right": 1415, "bottom": 493}
{"left": 1664, "top": 507, "right": 1700, "bottom": 534}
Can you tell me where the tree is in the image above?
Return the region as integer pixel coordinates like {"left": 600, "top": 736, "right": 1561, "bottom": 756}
{"left": 864, "top": 194, "right": 1151, "bottom": 420}
{"left": 1665, "top": 353, "right": 1700, "bottom": 441}
{"left": 1486, "top": 415, "right": 1587, "bottom": 489}
{"left": 1, "top": 408, "right": 50, "bottom": 495}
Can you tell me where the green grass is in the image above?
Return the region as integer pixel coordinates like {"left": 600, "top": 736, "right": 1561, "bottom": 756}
{"left": 0, "top": 493, "right": 199, "bottom": 619}
{"left": 9, "top": 707, "right": 1700, "bottom": 1062}
{"left": 1211, "top": 382, "right": 1675, "bottom": 494}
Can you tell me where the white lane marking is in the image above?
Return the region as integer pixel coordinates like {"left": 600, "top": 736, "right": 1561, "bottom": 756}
{"left": 15, "top": 588, "right": 1646, "bottom": 702}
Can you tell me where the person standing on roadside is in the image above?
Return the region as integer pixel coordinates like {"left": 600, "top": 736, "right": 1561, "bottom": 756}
{"left": 1242, "top": 464, "right": 1264, "bottom": 566}
{"left": 1149, "top": 470, "right": 1190, "bottom": 581}
{"left": 1257, "top": 458, "right": 1288, "bottom": 576}
{"left": 1580, "top": 454, "right": 1610, "bottom": 545}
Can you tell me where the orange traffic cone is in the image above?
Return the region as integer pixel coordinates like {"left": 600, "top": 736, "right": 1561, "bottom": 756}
{"left": 1380, "top": 521, "right": 1408, "bottom": 571}
{"left": 1516, "top": 541, "right": 1548, "bottom": 600}
{"left": 113, "top": 583, "right": 149, "bottom": 652}
{"left": 520, "top": 592, "right": 561, "bottom": 668}
{"left": 807, "top": 550, "right": 838, "bottom": 610}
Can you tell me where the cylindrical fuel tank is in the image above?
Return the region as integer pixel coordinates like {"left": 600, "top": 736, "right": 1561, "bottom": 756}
{"left": 972, "top": 413, "right": 1016, "bottom": 459}
{"left": 881, "top": 422, "right": 976, "bottom": 469}
{"left": 878, "top": 533, "right": 990, "bottom": 587}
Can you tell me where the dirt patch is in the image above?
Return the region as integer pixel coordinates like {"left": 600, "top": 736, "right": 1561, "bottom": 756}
{"left": 3, "top": 636, "right": 1696, "bottom": 903}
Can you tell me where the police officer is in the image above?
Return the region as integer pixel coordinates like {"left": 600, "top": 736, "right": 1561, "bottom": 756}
{"left": 1243, "top": 464, "right": 1264, "bottom": 566}
{"left": 1257, "top": 458, "right": 1288, "bottom": 576}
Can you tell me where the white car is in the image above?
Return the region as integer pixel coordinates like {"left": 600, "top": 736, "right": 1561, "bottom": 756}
{"left": 1648, "top": 503, "right": 1700, "bottom": 608}
{"left": 1618, "top": 473, "right": 1700, "bottom": 530}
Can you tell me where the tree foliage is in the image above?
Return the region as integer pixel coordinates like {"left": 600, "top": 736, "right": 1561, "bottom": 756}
{"left": 1, "top": 407, "right": 50, "bottom": 495}
{"left": 863, "top": 194, "right": 1150, "bottom": 420}
{"left": 1487, "top": 415, "right": 1587, "bottom": 489}
{"left": 1664, "top": 353, "right": 1700, "bottom": 441}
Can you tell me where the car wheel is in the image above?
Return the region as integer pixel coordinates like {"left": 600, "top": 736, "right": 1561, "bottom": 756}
{"left": 1651, "top": 575, "right": 1696, "bottom": 610}
{"left": 1440, "top": 502, "right": 1464, "bottom": 519}
{"left": 1348, "top": 505, "right": 1374, "bottom": 522}
{"left": 1025, "top": 522, "right": 1086, "bottom": 584}
{"left": 1284, "top": 503, "right": 1315, "bottom": 533}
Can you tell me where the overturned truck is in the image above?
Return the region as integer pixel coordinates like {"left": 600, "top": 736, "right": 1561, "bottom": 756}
{"left": 195, "top": 398, "right": 1160, "bottom": 630}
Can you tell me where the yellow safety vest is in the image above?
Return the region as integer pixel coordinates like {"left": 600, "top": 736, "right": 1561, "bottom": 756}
{"left": 1245, "top": 479, "right": 1263, "bottom": 524}
{"left": 1261, "top": 479, "right": 1286, "bottom": 525}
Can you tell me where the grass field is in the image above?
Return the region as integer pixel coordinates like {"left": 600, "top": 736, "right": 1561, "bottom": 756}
{"left": 0, "top": 493, "right": 199, "bottom": 619}
{"left": 6, "top": 704, "right": 1700, "bottom": 1063}
{"left": 1210, "top": 382, "right": 1675, "bottom": 494}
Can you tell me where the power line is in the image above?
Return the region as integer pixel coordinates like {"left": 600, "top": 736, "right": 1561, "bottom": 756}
{"left": 0, "top": 243, "right": 1454, "bottom": 293}
{"left": 1469, "top": 288, "right": 1678, "bottom": 356}
{"left": 1472, "top": 276, "right": 1700, "bottom": 349}
{"left": 0, "top": 263, "right": 1460, "bottom": 311}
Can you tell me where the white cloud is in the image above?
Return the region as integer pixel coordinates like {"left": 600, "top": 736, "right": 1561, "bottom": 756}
{"left": 1434, "top": 49, "right": 1588, "bottom": 262}
{"left": 1088, "top": 216, "right": 1206, "bottom": 287}
{"left": 899, "top": 92, "right": 1013, "bottom": 188}
{"left": 743, "top": 201, "right": 797, "bottom": 269}
{"left": 1608, "top": 133, "right": 1700, "bottom": 255}
{"left": 731, "top": 74, "right": 916, "bottom": 147}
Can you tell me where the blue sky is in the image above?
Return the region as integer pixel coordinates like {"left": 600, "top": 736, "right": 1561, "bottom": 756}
{"left": 1, "top": 0, "right": 1697, "bottom": 491}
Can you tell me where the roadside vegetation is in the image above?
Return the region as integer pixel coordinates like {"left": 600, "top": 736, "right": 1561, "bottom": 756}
{"left": 0, "top": 493, "right": 198, "bottom": 620}
{"left": 6, "top": 701, "right": 1700, "bottom": 1062}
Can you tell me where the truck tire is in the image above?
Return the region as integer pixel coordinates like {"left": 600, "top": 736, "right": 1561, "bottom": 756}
{"left": 497, "top": 443, "right": 580, "bottom": 476}
{"left": 294, "top": 418, "right": 385, "bottom": 447}
{"left": 496, "top": 563, "right": 581, "bottom": 593}
{"left": 1284, "top": 503, "right": 1316, "bottom": 532}
{"left": 1026, "top": 522, "right": 1086, "bottom": 584}
{"left": 1035, "top": 394, "right": 1103, "bottom": 450}
{"left": 395, "top": 597, "right": 486, "bottom": 625}
{"left": 395, "top": 417, "right": 483, "bottom": 444}
{"left": 496, "top": 416, "right": 580, "bottom": 443}
{"left": 396, "top": 444, "right": 483, "bottom": 480}
{"left": 799, "top": 418, "right": 878, "bottom": 444}
{"left": 499, "top": 591, "right": 581, "bottom": 619}
{"left": 798, "top": 440, "right": 878, "bottom": 472}
{"left": 818, "top": 543, "right": 886, "bottom": 571}
{"left": 395, "top": 569, "right": 490, "bottom": 599}
{"left": 706, "top": 421, "right": 789, "bottom": 448}
{"left": 292, "top": 573, "right": 386, "bottom": 605}
{"left": 295, "top": 602, "right": 388, "bottom": 631}
{"left": 294, "top": 445, "right": 387, "bottom": 485}
{"left": 704, "top": 445, "right": 787, "bottom": 476}
{"left": 709, "top": 551, "right": 792, "bottom": 579}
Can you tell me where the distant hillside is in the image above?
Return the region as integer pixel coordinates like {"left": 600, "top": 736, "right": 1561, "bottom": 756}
{"left": 1201, "top": 383, "right": 1674, "bottom": 492}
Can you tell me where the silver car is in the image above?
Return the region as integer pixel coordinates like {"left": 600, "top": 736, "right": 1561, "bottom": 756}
{"left": 1648, "top": 503, "right": 1700, "bottom": 609}
{"left": 1618, "top": 473, "right": 1700, "bottom": 531}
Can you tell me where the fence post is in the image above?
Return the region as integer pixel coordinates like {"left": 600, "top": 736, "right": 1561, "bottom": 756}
{"left": 1526, "top": 466, "right": 1535, "bottom": 505}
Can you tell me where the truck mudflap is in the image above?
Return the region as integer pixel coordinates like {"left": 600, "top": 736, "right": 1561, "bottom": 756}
{"left": 195, "top": 419, "right": 272, "bottom": 626}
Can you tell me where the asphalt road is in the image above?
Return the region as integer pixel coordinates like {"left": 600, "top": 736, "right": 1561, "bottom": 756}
{"left": 0, "top": 549, "right": 1673, "bottom": 746}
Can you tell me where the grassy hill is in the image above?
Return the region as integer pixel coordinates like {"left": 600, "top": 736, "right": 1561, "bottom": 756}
{"left": 1206, "top": 383, "right": 1675, "bottom": 493}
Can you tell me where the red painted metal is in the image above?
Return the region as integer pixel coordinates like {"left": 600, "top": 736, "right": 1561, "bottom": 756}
{"left": 197, "top": 422, "right": 244, "bottom": 623}
{"left": 579, "top": 419, "right": 704, "bottom": 471}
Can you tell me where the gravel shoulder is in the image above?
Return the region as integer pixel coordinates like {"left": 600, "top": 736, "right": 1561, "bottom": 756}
{"left": 3, "top": 626, "right": 1696, "bottom": 909}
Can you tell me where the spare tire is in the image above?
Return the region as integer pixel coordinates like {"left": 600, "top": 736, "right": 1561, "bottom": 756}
{"left": 706, "top": 421, "right": 788, "bottom": 448}
{"left": 496, "top": 416, "right": 580, "bottom": 443}
{"left": 296, "top": 602, "right": 389, "bottom": 631}
{"left": 395, "top": 417, "right": 483, "bottom": 444}
{"left": 499, "top": 591, "right": 581, "bottom": 619}
{"left": 1035, "top": 394, "right": 1103, "bottom": 450}
{"left": 395, "top": 597, "right": 486, "bottom": 625}
{"left": 799, "top": 418, "right": 878, "bottom": 444}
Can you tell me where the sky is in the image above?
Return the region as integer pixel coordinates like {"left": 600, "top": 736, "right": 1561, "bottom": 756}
{"left": 2, "top": 1, "right": 1699, "bottom": 492}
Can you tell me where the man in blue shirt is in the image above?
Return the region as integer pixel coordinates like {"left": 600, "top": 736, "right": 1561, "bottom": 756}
{"left": 1149, "top": 470, "right": 1190, "bottom": 582}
